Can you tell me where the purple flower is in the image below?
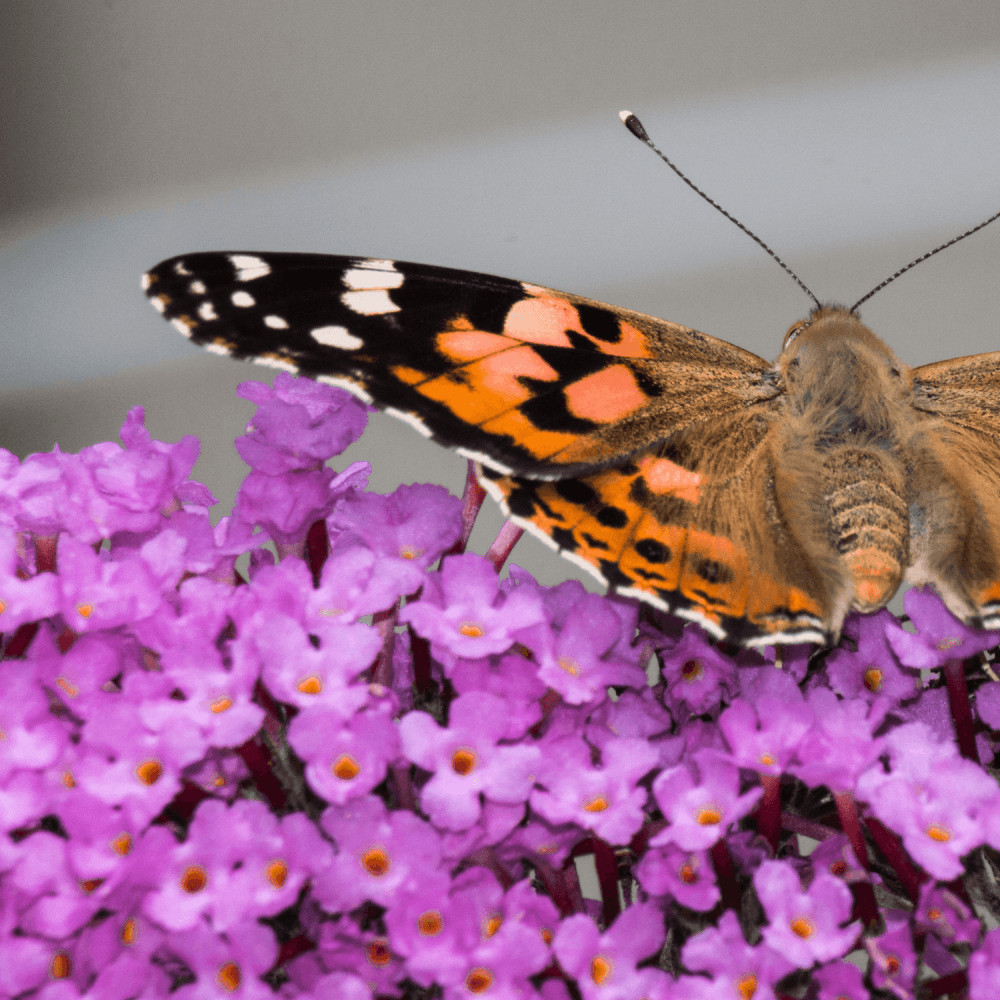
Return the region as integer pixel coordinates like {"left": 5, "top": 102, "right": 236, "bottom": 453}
{"left": 234, "top": 461, "right": 368, "bottom": 546}
{"left": 915, "top": 882, "right": 981, "bottom": 946}
{"left": 307, "top": 543, "right": 426, "bottom": 621}
{"left": 826, "top": 608, "right": 919, "bottom": 706}
{"left": 812, "top": 961, "right": 867, "bottom": 1000}
{"left": 886, "top": 585, "right": 998, "bottom": 668}
{"left": 754, "top": 859, "right": 860, "bottom": 966}
{"left": 249, "top": 612, "right": 378, "bottom": 713}
{"left": 530, "top": 734, "right": 658, "bottom": 844}
{"left": 970, "top": 926, "right": 1000, "bottom": 1000}
{"left": 553, "top": 903, "right": 670, "bottom": 1000}
{"left": 786, "top": 687, "right": 885, "bottom": 793}
{"left": 399, "top": 691, "right": 540, "bottom": 830}
{"left": 718, "top": 685, "right": 812, "bottom": 776}
{"left": 809, "top": 834, "right": 877, "bottom": 887}
{"left": 858, "top": 740, "right": 999, "bottom": 880}
{"left": 866, "top": 913, "right": 917, "bottom": 996}
{"left": 289, "top": 703, "right": 400, "bottom": 805}
{"left": 634, "top": 844, "right": 720, "bottom": 911}
{"left": 449, "top": 653, "right": 546, "bottom": 739}
{"left": 401, "top": 552, "right": 546, "bottom": 660}
{"left": 0, "top": 655, "right": 69, "bottom": 782}
{"left": 529, "top": 592, "right": 647, "bottom": 706}
{"left": 650, "top": 748, "right": 761, "bottom": 851}
{"left": 314, "top": 794, "right": 443, "bottom": 912}
{"left": 330, "top": 482, "right": 462, "bottom": 568}
{"left": 658, "top": 625, "right": 737, "bottom": 715}
{"left": 678, "top": 910, "right": 794, "bottom": 1000}
{"left": 0, "top": 527, "right": 59, "bottom": 630}
{"left": 235, "top": 373, "right": 369, "bottom": 472}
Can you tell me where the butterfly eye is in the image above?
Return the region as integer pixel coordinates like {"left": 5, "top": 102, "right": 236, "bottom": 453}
{"left": 783, "top": 321, "right": 809, "bottom": 349}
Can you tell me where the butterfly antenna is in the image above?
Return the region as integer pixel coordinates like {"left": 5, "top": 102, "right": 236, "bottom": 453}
{"left": 619, "top": 110, "right": 821, "bottom": 310}
{"left": 850, "top": 207, "right": 1000, "bottom": 313}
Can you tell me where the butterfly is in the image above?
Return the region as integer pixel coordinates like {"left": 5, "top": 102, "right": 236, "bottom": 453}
{"left": 141, "top": 116, "right": 1000, "bottom": 649}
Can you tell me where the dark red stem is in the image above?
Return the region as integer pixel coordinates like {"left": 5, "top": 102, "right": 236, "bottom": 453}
{"left": 944, "top": 658, "right": 978, "bottom": 761}
{"left": 305, "top": 518, "right": 329, "bottom": 586}
{"left": 757, "top": 774, "right": 782, "bottom": 854}
{"left": 485, "top": 522, "right": 524, "bottom": 573}
{"left": 833, "top": 791, "right": 879, "bottom": 928}
{"left": 864, "top": 816, "right": 926, "bottom": 902}
{"left": 710, "top": 839, "right": 742, "bottom": 912}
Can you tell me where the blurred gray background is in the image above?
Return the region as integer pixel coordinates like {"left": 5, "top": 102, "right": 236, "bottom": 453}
{"left": 3, "top": 1, "right": 1000, "bottom": 587}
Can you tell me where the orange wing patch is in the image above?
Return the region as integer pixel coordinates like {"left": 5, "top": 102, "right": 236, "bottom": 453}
{"left": 479, "top": 460, "right": 826, "bottom": 644}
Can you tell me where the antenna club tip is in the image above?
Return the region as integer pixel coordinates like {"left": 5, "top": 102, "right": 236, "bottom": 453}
{"left": 618, "top": 110, "right": 650, "bottom": 142}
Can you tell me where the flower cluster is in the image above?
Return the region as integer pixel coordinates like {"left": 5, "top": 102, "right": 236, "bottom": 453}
{"left": 3, "top": 371, "right": 1000, "bottom": 999}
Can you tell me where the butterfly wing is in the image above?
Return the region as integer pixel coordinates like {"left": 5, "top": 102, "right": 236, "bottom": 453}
{"left": 145, "top": 250, "right": 817, "bottom": 644}
{"left": 909, "top": 353, "right": 1000, "bottom": 626}
{"left": 143, "top": 252, "right": 781, "bottom": 478}
{"left": 480, "top": 407, "right": 831, "bottom": 646}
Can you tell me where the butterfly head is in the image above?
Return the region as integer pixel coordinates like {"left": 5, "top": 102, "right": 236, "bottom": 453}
{"left": 777, "top": 304, "right": 914, "bottom": 449}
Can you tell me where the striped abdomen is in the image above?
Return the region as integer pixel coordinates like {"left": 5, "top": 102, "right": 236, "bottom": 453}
{"left": 823, "top": 449, "right": 909, "bottom": 610}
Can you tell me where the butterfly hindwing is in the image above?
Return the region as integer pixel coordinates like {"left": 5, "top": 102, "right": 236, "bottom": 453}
{"left": 143, "top": 252, "right": 780, "bottom": 479}
{"left": 479, "top": 406, "right": 831, "bottom": 645}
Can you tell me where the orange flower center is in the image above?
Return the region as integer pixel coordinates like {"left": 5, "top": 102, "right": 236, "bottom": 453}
{"left": 583, "top": 795, "right": 609, "bottom": 813}
{"left": 418, "top": 910, "right": 443, "bottom": 936}
{"left": 51, "top": 953, "right": 71, "bottom": 979}
{"left": 790, "top": 916, "right": 814, "bottom": 939}
{"left": 76, "top": 602, "right": 94, "bottom": 619}
{"left": 217, "top": 962, "right": 241, "bottom": 991}
{"left": 483, "top": 913, "right": 503, "bottom": 937}
{"left": 591, "top": 955, "right": 613, "bottom": 984}
{"left": 695, "top": 804, "right": 722, "bottom": 826}
{"left": 459, "top": 621, "right": 485, "bottom": 638}
{"left": 111, "top": 833, "right": 132, "bottom": 856}
{"left": 682, "top": 659, "right": 703, "bottom": 681}
{"left": 180, "top": 865, "right": 208, "bottom": 893}
{"left": 210, "top": 696, "right": 232, "bottom": 713}
{"left": 135, "top": 759, "right": 163, "bottom": 785}
{"left": 297, "top": 675, "right": 323, "bottom": 695}
{"left": 927, "top": 824, "right": 951, "bottom": 842}
{"left": 558, "top": 657, "right": 580, "bottom": 676}
{"left": 368, "top": 940, "right": 392, "bottom": 966}
{"left": 265, "top": 859, "right": 288, "bottom": 888}
{"left": 333, "top": 754, "right": 361, "bottom": 780}
{"left": 452, "top": 748, "right": 477, "bottom": 775}
{"left": 362, "top": 847, "right": 390, "bottom": 877}
{"left": 466, "top": 968, "right": 494, "bottom": 993}
{"left": 121, "top": 917, "right": 137, "bottom": 945}
{"left": 735, "top": 972, "right": 758, "bottom": 999}
{"left": 679, "top": 859, "right": 699, "bottom": 884}
{"left": 863, "top": 667, "right": 883, "bottom": 692}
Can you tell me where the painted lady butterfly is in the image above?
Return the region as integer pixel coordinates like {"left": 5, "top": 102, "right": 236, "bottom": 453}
{"left": 142, "top": 115, "right": 1000, "bottom": 648}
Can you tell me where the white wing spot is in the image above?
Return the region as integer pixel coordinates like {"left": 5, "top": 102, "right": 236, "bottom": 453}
{"left": 204, "top": 342, "right": 232, "bottom": 356}
{"left": 264, "top": 314, "right": 289, "bottom": 329}
{"left": 150, "top": 295, "right": 168, "bottom": 314}
{"left": 341, "top": 289, "right": 400, "bottom": 315}
{"left": 171, "top": 316, "right": 195, "bottom": 336}
{"left": 189, "top": 280, "right": 207, "bottom": 295}
{"left": 315, "top": 375, "right": 373, "bottom": 403}
{"left": 231, "top": 290, "right": 255, "bottom": 307}
{"left": 173, "top": 261, "right": 191, "bottom": 276}
{"left": 141, "top": 273, "right": 153, "bottom": 290}
{"left": 253, "top": 355, "right": 299, "bottom": 373}
{"left": 229, "top": 254, "right": 271, "bottom": 281}
{"left": 343, "top": 266, "right": 404, "bottom": 291}
{"left": 385, "top": 407, "right": 433, "bottom": 438}
{"left": 198, "top": 301, "right": 218, "bottom": 321}
{"left": 311, "top": 325, "right": 363, "bottom": 350}
{"left": 358, "top": 258, "right": 397, "bottom": 272}
{"left": 456, "top": 448, "right": 514, "bottom": 476}
{"left": 616, "top": 587, "right": 669, "bottom": 612}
